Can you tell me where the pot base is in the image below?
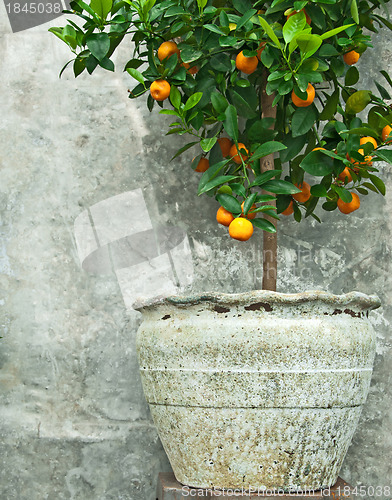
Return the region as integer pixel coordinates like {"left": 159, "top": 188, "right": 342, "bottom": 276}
{"left": 151, "top": 404, "right": 361, "bottom": 491}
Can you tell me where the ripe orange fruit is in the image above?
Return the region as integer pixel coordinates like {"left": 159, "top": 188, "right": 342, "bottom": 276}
{"left": 292, "top": 182, "right": 311, "bottom": 203}
{"left": 182, "top": 62, "right": 198, "bottom": 75}
{"left": 359, "top": 136, "right": 377, "bottom": 149}
{"left": 195, "top": 157, "right": 209, "bottom": 172}
{"left": 241, "top": 201, "right": 256, "bottom": 220}
{"left": 382, "top": 125, "right": 392, "bottom": 142}
{"left": 312, "top": 147, "right": 325, "bottom": 151}
{"left": 216, "top": 206, "right": 234, "bottom": 226}
{"left": 157, "top": 41, "right": 180, "bottom": 62}
{"left": 343, "top": 50, "right": 360, "bottom": 65}
{"left": 150, "top": 80, "right": 171, "bottom": 101}
{"left": 235, "top": 51, "right": 258, "bottom": 75}
{"left": 287, "top": 9, "right": 311, "bottom": 24}
{"left": 281, "top": 201, "right": 294, "bottom": 215}
{"left": 291, "top": 83, "right": 315, "bottom": 107}
{"left": 357, "top": 148, "right": 373, "bottom": 166}
{"left": 257, "top": 42, "right": 266, "bottom": 60}
{"left": 338, "top": 167, "right": 353, "bottom": 183}
{"left": 218, "top": 137, "right": 232, "bottom": 157}
{"left": 337, "top": 192, "right": 360, "bottom": 214}
{"left": 228, "top": 218, "right": 254, "bottom": 241}
{"left": 229, "top": 143, "right": 249, "bottom": 164}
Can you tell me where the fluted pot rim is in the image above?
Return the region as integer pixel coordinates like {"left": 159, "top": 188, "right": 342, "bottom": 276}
{"left": 134, "top": 289, "right": 381, "bottom": 312}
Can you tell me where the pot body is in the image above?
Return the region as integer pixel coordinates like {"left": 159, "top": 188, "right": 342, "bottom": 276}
{"left": 136, "top": 291, "right": 379, "bottom": 491}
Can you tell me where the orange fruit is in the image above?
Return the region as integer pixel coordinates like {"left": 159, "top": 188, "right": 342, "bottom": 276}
{"left": 216, "top": 206, "right": 234, "bottom": 226}
{"left": 312, "top": 147, "right": 325, "bottom": 151}
{"left": 287, "top": 9, "right": 311, "bottom": 24}
{"left": 257, "top": 42, "right": 266, "bottom": 60}
{"left": 337, "top": 192, "right": 360, "bottom": 214}
{"left": 235, "top": 51, "right": 258, "bottom": 75}
{"left": 157, "top": 41, "right": 180, "bottom": 62}
{"left": 382, "top": 125, "right": 392, "bottom": 142}
{"left": 228, "top": 218, "right": 254, "bottom": 241}
{"left": 182, "top": 62, "right": 198, "bottom": 75}
{"left": 195, "top": 157, "right": 209, "bottom": 172}
{"left": 292, "top": 181, "right": 311, "bottom": 203}
{"left": 343, "top": 50, "right": 360, "bottom": 65}
{"left": 241, "top": 201, "right": 257, "bottom": 220}
{"left": 150, "top": 80, "right": 171, "bottom": 101}
{"left": 281, "top": 201, "right": 294, "bottom": 216}
{"left": 218, "top": 137, "right": 233, "bottom": 157}
{"left": 359, "top": 136, "right": 377, "bottom": 149}
{"left": 357, "top": 148, "right": 373, "bottom": 166}
{"left": 291, "top": 83, "right": 315, "bottom": 107}
{"left": 229, "top": 143, "right": 249, "bottom": 164}
{"left": 338, "top": 167, "right": 353, "bottom": 183}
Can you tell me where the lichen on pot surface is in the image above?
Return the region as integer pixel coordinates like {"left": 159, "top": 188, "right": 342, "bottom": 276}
{"left": 136, "top": 290, "right": 380, "bottom": 491}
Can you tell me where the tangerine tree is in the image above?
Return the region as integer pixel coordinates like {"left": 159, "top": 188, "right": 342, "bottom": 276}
{"left": 51, "top": 0, "right": 392, "bottom": 290}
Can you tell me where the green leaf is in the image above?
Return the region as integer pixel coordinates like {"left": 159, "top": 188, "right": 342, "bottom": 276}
{"left": 296, "top": 34, "right": 323, "bottom": 58}
{"left": 291, "top": 105, "right": 318, "bottom": 137}
{"left": 310, "top": 184, "right": 328, "bottom": 197}
{"left": 300, "top": 150, "right": 335, "bottom": 176}
{"left": 237, "top": 9, "right": 257, "bottom": 30}
{"left": 99, "top": 57, "right": 114, "bottom": 72}
{"left": 345, "top": 90, "right": 371, "bottom": 114}
{"left": 258, "top": 15, "right": 281, "bottom": 49}
{"left": 282, "top": 12, "right": 306, "bottom": 44}
{"left": 211, "top": 92, "right": 229, "bottom": 114}
{"left": 200, "top": 175, "right": 239, "bottom": 194}
{"left": 251, "top": 141, "right": 287, "bottom": 161}
{"left": 374, "top": 149, "right": 392, "bottom": 165}
{"left": 346, "top": 127, "right": 378, "bottom": 138}
{"left": 319, "top": 44, "right": 339, "bottom": 57}
{"left": 350, "top": 0, "right": 359, "bottom": 24}
{"left": 231, "top": 183, "right": 246, "bottom": 198}
{"left": 345, "top": 66, "right": 359, "bottom": 86}
{"left": 250, "top": 169, "right": 282, "bottom": 187}
{"left": 280, "top": 134, "right": 307, "bottom": 162}
{"left": 243, "top": 192, "right": 258, "bottom": 215}
{"left": 127, "top": 68, "right": 145, "bottom": 85}
{"left": 223, "top": 105, "right": 239, "bottom": 142}
{"left": 200, "top": 137, "right": 217, "bottom": 152}
{"left": 380, "top": 70, "right": 392, "bottom": 89}
{"left": 261, "top": 180, "right": 301, "bottom": 194}
{"left": 333, "top": 186, "right": 352, "bottom": 203}
{"left": 375, "top": 81, "right": 391, "bottom": 100}
{"left": 184, "top": 92, "right": 203, "bottom": 111}
{"left": 204, "top": 24, "right": 227, "bottom": 35}
{"left": 171, "top": 141, "right": 199, "bottom": 161}
{"left": 86, "top": 33, "right": 110, "bottom": 61}
{"left": 253, "top": 219, "right": 277, "bottom": 233}
{"left": 90, "top": 0, "right": 112, "bottom": 19}
{"left": 319, "top": 88, "right": 339, "bottom": 121}
{"left": 210, "top": 53, "right": 232, "bottom": 72}
{"left": 369, "top": 174, "right": 386, "bottom": 195}
{"left": 229, "top": 90, "right": 257, "bottom": 119}
{"left": 170, "top": 86, "right": 182, "bottom": 110}
{"left": 321, "top": 24, "right": 355, "bottom": 40}
{"left": 216, "top": 193, "right": 242, "bottom": 214}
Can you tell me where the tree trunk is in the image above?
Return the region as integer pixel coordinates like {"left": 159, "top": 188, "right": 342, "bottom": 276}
{"left": 260, "top": 72, "right": 278, "bottom": 291}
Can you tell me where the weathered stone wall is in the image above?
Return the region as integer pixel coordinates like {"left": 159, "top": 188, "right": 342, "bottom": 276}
{"left": 0, "top": 5, "right": 391, "bottom": 499}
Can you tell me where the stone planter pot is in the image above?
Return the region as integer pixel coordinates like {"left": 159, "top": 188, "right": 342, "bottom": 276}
{"left": 136, "top": 290, "right": 380, "bottom": 491}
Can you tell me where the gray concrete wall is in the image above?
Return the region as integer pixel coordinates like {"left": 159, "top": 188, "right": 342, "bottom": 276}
{"left": 0, "top": 5, "right": 391, "bottom": 499}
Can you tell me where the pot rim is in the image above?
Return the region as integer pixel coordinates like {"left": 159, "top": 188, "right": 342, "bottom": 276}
{"left": 134, "top": 289, "right": 381, "bottom": 312}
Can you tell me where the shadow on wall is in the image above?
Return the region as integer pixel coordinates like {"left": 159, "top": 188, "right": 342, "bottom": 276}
{"left": 73, "top": 189, "right": 194, "bottom": 308}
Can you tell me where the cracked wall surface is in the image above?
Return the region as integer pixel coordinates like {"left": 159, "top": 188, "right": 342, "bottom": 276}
{"left": 0, "top": 5, "right": 391, "bottom": 499}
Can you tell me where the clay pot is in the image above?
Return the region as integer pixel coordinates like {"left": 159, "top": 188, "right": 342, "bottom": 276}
{"left": 136, "top": 290, "right": 380, "bottom": 491}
